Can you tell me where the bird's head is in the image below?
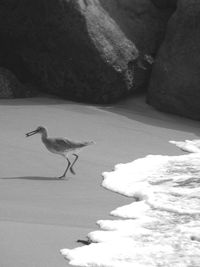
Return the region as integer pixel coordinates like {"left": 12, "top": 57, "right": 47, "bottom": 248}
{"left": 26, "top": 126, "right": 47, "bottom": 137}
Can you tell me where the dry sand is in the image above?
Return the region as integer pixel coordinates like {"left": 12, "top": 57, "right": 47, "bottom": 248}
{"left": 0, "top": 94, "right": 199, "bottom": 267}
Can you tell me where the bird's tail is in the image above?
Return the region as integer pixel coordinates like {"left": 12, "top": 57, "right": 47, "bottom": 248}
{"left": 84, "top": 141, "right": 96, "bottom": 146}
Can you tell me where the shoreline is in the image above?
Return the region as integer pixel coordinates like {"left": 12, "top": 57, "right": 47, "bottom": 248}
{"left": 0, "top": 94, "right": 199, "bottom": 267}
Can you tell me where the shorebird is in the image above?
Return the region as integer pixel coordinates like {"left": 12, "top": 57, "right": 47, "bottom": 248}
{"left": 26, "top": 126, "right": 95, "bottom": 179}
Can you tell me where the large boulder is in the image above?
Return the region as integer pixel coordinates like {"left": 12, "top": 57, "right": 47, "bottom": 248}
{"left": 0, "top": 0, "right": 141, "bottom": 103}
{"left": 0, "top": 0, "right": 173, "bottom": 103}
{"left": 99, "top": 0, "right": 173, "bottom": 89}
{"left": 0, "top": 67, "right": 33, "bottom": 98}
{"left": 0, "top": 68, "right": 21, "bottom": 98}
{"left": 150, "top": 0, "right": 177, "bottom": 9}
{"left": 100, "top": 0, "right": 173, "bottom": 53}
{"left": 147, "top": 0, "right": 200, "bottom": 120}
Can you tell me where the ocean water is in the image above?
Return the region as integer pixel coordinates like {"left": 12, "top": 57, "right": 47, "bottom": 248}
{"left": 61, "top": 139, "right": 200, "bottom": 267}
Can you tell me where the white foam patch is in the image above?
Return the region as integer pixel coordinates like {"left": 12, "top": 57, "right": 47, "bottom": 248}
{"left": 61, "top": 139, "right": 200, "bottom": 266}
{"left": 110, "top": 200, "right": 150, "bottom": 218}
{"left": 169, "top": 139, "right": 200, "bottom": 153}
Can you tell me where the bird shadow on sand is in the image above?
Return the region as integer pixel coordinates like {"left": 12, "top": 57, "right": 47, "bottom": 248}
{"left": 0, "top": 176, "right": 70, "bottom": 181}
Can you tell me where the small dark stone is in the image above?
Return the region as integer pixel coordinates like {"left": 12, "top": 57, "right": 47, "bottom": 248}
{"left": 77, "top": 239, "right": 91, "bottom": 245}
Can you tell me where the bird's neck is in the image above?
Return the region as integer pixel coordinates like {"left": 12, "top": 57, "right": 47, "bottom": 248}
{"left": 41, "top": 131, "right": 48, "bottom": 142}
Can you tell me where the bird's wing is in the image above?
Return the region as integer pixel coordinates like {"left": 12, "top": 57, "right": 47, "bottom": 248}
{"left": 45, "top": 138, "right": 73, "bottom": 153}
{"left": 52, "top": 138, "right": 88, "bottom": 151}
{"left": 64, "top": 139, "right": 90, "bottom": 149}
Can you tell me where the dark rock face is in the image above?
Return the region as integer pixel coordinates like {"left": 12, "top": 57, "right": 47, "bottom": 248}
{"left": 147, "top": 0, "right": 200, "bottom": 119}
{"left": 150, "top": 0, "right": 177, "bottom": 9}
{"left": 0, "top": 0, "right": 142, "bottom": 103}
{"left": 100, "top": 0, "right": 172, "bottom": 53}
{"left": 0, "top": 67, "right": 29, "bottom": 98}
{"left": 100, "top": 0, "right": 173, "bottom": 90}
{"left": 0, "top": 0, "right": 174, "bottom": 103}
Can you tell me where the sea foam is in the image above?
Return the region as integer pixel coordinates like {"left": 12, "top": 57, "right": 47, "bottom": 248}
{"left": 61, "top": 139, "right": 200, "bottom": 266}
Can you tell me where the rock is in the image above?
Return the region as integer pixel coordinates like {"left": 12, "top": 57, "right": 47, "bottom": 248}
{"left": 0, "top": 67, "right": 25, "bottom": 98}
{"left": 0, "top": 67, "right": 38, "bottom": 99}
{"left": 150, "top": 0, "right": 177, "bottom": 9}
{"left": 0, "top": 0, "right": 141, "bottom": 103}
{"left": 147, "top": 0, "right": 200, "bottom": 120}
{"left": 100, "top": 0, "right": 172, "bottom": 51}
{"left": 0, "top": 0, "right": 173, "bottom": 103}
{"left": 147, "top": 0, "right": 200, "bottom": 119}
{"left": 100, "top": 0, "right": 173, "bottom": 90}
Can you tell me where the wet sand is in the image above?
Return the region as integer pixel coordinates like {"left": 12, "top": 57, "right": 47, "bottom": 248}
{"left": 0, "top": 94, "right": 199, "bottom": 267}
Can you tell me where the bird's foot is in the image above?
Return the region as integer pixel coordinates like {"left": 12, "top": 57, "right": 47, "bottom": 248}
{"left": 70, "top": 167, "right": 76, "bottom": 175}
{"left": 58, "top": 175, "right": 66, "bottom": 179}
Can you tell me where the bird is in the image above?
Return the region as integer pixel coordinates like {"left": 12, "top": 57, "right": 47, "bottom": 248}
{"left": 26, "top": 126, "right": 95, "bottom": 179}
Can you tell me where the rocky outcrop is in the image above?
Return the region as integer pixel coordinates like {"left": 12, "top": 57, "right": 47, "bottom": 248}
{"left": 150, "top": 0, "right": 177, "bottom": 9}
{"left": 100, "top": 0, "right": 173, "bottom": 53}
{"left": 0, "top": 0, "right": 174, "bottom": 103}
{"left": 99, "top": 0, "right": 173, "bottom": 90}
{"left": 147, "top": 0, "right": 200, "bottom": 120}
{"left": 0, "top": 0, "right": 140, "bottom": 103}
{"left": 0, "top": 67, "right": 39, "bottom": 99}
{"left": 0, "top": 67, "right": 33, "bottom": 98}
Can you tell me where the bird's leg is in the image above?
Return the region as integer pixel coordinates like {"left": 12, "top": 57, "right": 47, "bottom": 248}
{"left": 70, "top": 154, "right": 79, "bottom": 174}
{"left": 59, "top": 157, "right": 71, "bottom": 179}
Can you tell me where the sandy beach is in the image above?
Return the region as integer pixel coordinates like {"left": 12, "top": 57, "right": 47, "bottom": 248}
{"left": 0, "top": 94, "right": 200, "bottom": 267}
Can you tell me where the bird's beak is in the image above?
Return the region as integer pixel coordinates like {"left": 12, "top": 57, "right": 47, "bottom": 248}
{"left": 26, "top": 129, "right": 39, "bottom": 137}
